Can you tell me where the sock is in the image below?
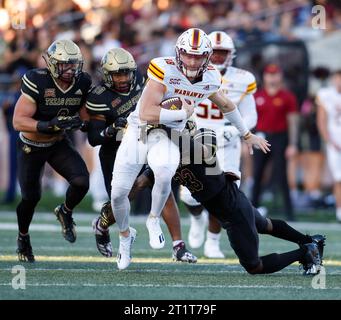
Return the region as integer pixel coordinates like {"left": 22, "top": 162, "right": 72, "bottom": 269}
{"left": 269, "top": 219, "right": 312, "bottom": 245}
{"left": 206, "top": 231, "right": 220, "bottom": 241}
{"left": 260, "top": 248, "right": 306, "bottom": 274}
{"left": 173, "top": 240, "right": 183, "bottom": 248}
{"left": 61, "top": 203, "right": 72, "bottom": 214}
{"left": 96, "top": 219, "right": 108, "bottom": 232}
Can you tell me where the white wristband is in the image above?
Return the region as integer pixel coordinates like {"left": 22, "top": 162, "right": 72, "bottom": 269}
{"left": 223, "top": 108, "right": 249, "bottom": 136}
{"left": 159, "top": 108, "right": 187, "bottom": 124}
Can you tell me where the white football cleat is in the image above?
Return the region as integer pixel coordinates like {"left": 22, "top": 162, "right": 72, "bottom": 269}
{"left": 117, "top": 227, "right": 137, "bottom": 270}
{"left": 188, "top": 210, "right": 208, "bottom": 249}
{"left": 146, "top": 214, "right": 165, "bottom": 249}
{"left": 204, "top": 238, "right": 225, "bottom": 259}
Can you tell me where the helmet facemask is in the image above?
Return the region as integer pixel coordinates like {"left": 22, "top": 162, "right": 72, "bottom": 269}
{"left": 55, "top": 60, "right": 83, "bottom": 83}
{"left": 101, "top": 48, "right": 137, "bottom": 93}
{"left": 210, "top": 49, "right": 234, "bottom": 72}
{"left": 43, "top": 40, "right": 84, "bottom": 83}
{"left": 175, "top": 28, "right": 213, "bottom": 80}
{"left": 105, "top": 68, "right": 136, "bottom": 93}
{"left": 176, "top": 48, "right": 211, "bottom": 79}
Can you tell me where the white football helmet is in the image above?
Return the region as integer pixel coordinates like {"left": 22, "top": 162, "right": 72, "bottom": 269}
{"left": 175, "top": 28, "right": 212, "bottom": 79}
{"left": 208, "top": 31, "right": 236, "bottom": 71}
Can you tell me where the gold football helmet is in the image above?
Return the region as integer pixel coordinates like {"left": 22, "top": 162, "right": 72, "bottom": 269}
{"left": 101, "top": 48, "right": 137, "bottom": 93}
{"left": 44, "top": 39, "right": 83, "bottom": 82}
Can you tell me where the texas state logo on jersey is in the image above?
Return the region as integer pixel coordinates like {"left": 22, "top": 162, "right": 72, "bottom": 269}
{"left": 195, "top": 66, "right": 256, "bottom": 130}
{"left": 128, "top": 56, "right": 222, "bottom": 130}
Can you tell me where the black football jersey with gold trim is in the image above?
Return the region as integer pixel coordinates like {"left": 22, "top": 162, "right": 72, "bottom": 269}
{"left": 174, "top": 160, "right": 226, "bottom": 203}
{"left": 21, "top": 68, "right": 92, "bottom": 121}
{"left": 85, "top": 70, "right": 144, "bottom": 126}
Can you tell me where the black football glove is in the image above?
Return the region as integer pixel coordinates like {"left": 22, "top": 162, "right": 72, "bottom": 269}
{"left": 103, "top": 117, "right": 127, "bottom": 137}
{"left": 37, "top": 115, "right": 83, "bottom": 134}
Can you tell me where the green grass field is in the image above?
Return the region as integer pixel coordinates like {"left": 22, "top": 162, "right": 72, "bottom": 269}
{"left": 1, "top": 211, "right": 341, "bottom": 300}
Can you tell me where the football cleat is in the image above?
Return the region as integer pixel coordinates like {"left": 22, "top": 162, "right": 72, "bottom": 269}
{"left": 311, "top": 234, "right": 326, "bottom": 262}
{"left": 204, "top": 238, "right": 225, "bottom": 259}
{"left": 17, "top": 234, "right": 35, "bottom": 263}
{"left": 146, "top": 215, "right": 165, "bottom": 249}
{"left": 54, "top": 204, "right": 76, "bottom": 243}
{"left": 300, "top": 242, "right": 322, "bottom": 275}
{"left": 117, "top": 227, "right": 137, "bottom": 270}
{"left": 92, "top": 217, "right": 113, "bottom": 257}
{"left": 172, "top": 242, "right": 197, "bottom": 263}
{"left": 188, "top": 210, "right": 208, "bottom": 249}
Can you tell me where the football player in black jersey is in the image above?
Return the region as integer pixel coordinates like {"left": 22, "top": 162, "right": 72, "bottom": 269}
{"left": 86, "top": 48, "right": 196, "bottom": 263}
{"left": 12, "top": 39, "right": 92, "bottom": 262}
{"left": 135, "top": 129, "right": 326, "bottom": 275}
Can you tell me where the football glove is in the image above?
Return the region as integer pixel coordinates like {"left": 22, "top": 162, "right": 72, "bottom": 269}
{"left": 184, "top": 116, "right": 197, "bottom": 136}
{"left": 103, "top": 117, "right": 127, "bottom": 137}
{"left": 37, "top": 115, "right": 83, "bottom": 134}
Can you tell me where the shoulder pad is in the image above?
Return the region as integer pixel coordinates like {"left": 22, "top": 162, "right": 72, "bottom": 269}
{"left": 147, "top": 58, "right": 166, "bottom": 83}
{"left": 21, "top": 69, "right": 43, "bottom": 102}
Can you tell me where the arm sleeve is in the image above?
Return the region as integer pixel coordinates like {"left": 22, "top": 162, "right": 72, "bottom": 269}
{"left": 238, "top": 94, "right": 258, "bottom": 130}
{"left": 21, "top": 70, "right": 40, "bottom": 103}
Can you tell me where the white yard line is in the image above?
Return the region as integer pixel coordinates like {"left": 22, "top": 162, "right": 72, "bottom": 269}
{"left": 0, "top": 282, "right": 307, "bottom": 289}
{"left": 0, "top": 212, "right": 341, "bottom": 230}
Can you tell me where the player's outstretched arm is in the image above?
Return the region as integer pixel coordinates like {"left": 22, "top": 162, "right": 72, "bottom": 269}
{"left": 209, "top": 90, "right": 270, "bottom": 154}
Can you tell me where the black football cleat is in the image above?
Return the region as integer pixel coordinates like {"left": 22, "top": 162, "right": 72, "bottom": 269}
{"left": 17, "top": 234, "right": 35, "bottom": 263}
{"left": 311, "top": 234, "right": 326, "bottom": 262}
{"left": 172, "top": 242, "right": 197, "bottom": 263}
{"left": 300, "top": 242, "right": 322, "bottom": 276}
{"left": 54, "top": 204, "right": 76, "bottom": 243}
{"left": 92, "top": 217, "right": 113, "bottom": 257}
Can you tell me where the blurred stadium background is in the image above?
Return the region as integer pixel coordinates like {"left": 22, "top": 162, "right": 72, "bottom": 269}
{"left": 1, "top": 0, "right": 341, "bottom": 301}
{"left": 1, "top": 0, "right": 341, "bottom": 218}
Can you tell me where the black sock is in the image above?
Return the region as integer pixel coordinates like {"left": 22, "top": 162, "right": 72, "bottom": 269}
{"left": 61, "top": 203, "right": 72, "bottom": 214}
{"left": 269, "top": 219, "right": 312, "bottom": 245}
{"left": 260, "top": 248, "right": 306, "bottom": 274}
{"left": 16, "top": 199, "right": 38, "bottom": 234}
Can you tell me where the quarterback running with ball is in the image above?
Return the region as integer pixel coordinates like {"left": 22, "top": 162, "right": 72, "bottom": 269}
{"left": 110, "top": 28, "right": 270, "bottom": 270}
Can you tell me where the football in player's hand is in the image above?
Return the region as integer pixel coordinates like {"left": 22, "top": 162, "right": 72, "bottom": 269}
{"left": 160, "top": 97, "right": 183, "bottom": 110}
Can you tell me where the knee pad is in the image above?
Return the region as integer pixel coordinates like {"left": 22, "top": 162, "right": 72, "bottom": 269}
{"left": 111, "top": 186, "right": 130, "bottom": 204}
{"left": 153, "top": 166, "right": 175, "bottom": 187}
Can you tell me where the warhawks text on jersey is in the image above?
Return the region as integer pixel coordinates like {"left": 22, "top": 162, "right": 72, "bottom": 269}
{"left": 128, "top": 56, "right": 222, "bottom": 130}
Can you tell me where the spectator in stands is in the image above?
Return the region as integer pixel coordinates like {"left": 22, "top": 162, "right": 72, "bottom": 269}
{"left": 252, "top": 64, "right": 299, "bottom": 221}
{"left": 1, "top": 74, "right": 21, "bottom": 203}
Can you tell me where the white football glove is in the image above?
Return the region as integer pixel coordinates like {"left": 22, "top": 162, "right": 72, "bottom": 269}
{"left": 184, "top": 116, "right": 197, "bottom": 136}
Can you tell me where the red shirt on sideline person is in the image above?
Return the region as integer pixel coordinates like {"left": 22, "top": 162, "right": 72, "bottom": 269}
{"left": 255, "top": 64, "right": 298, "bottom": 133}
